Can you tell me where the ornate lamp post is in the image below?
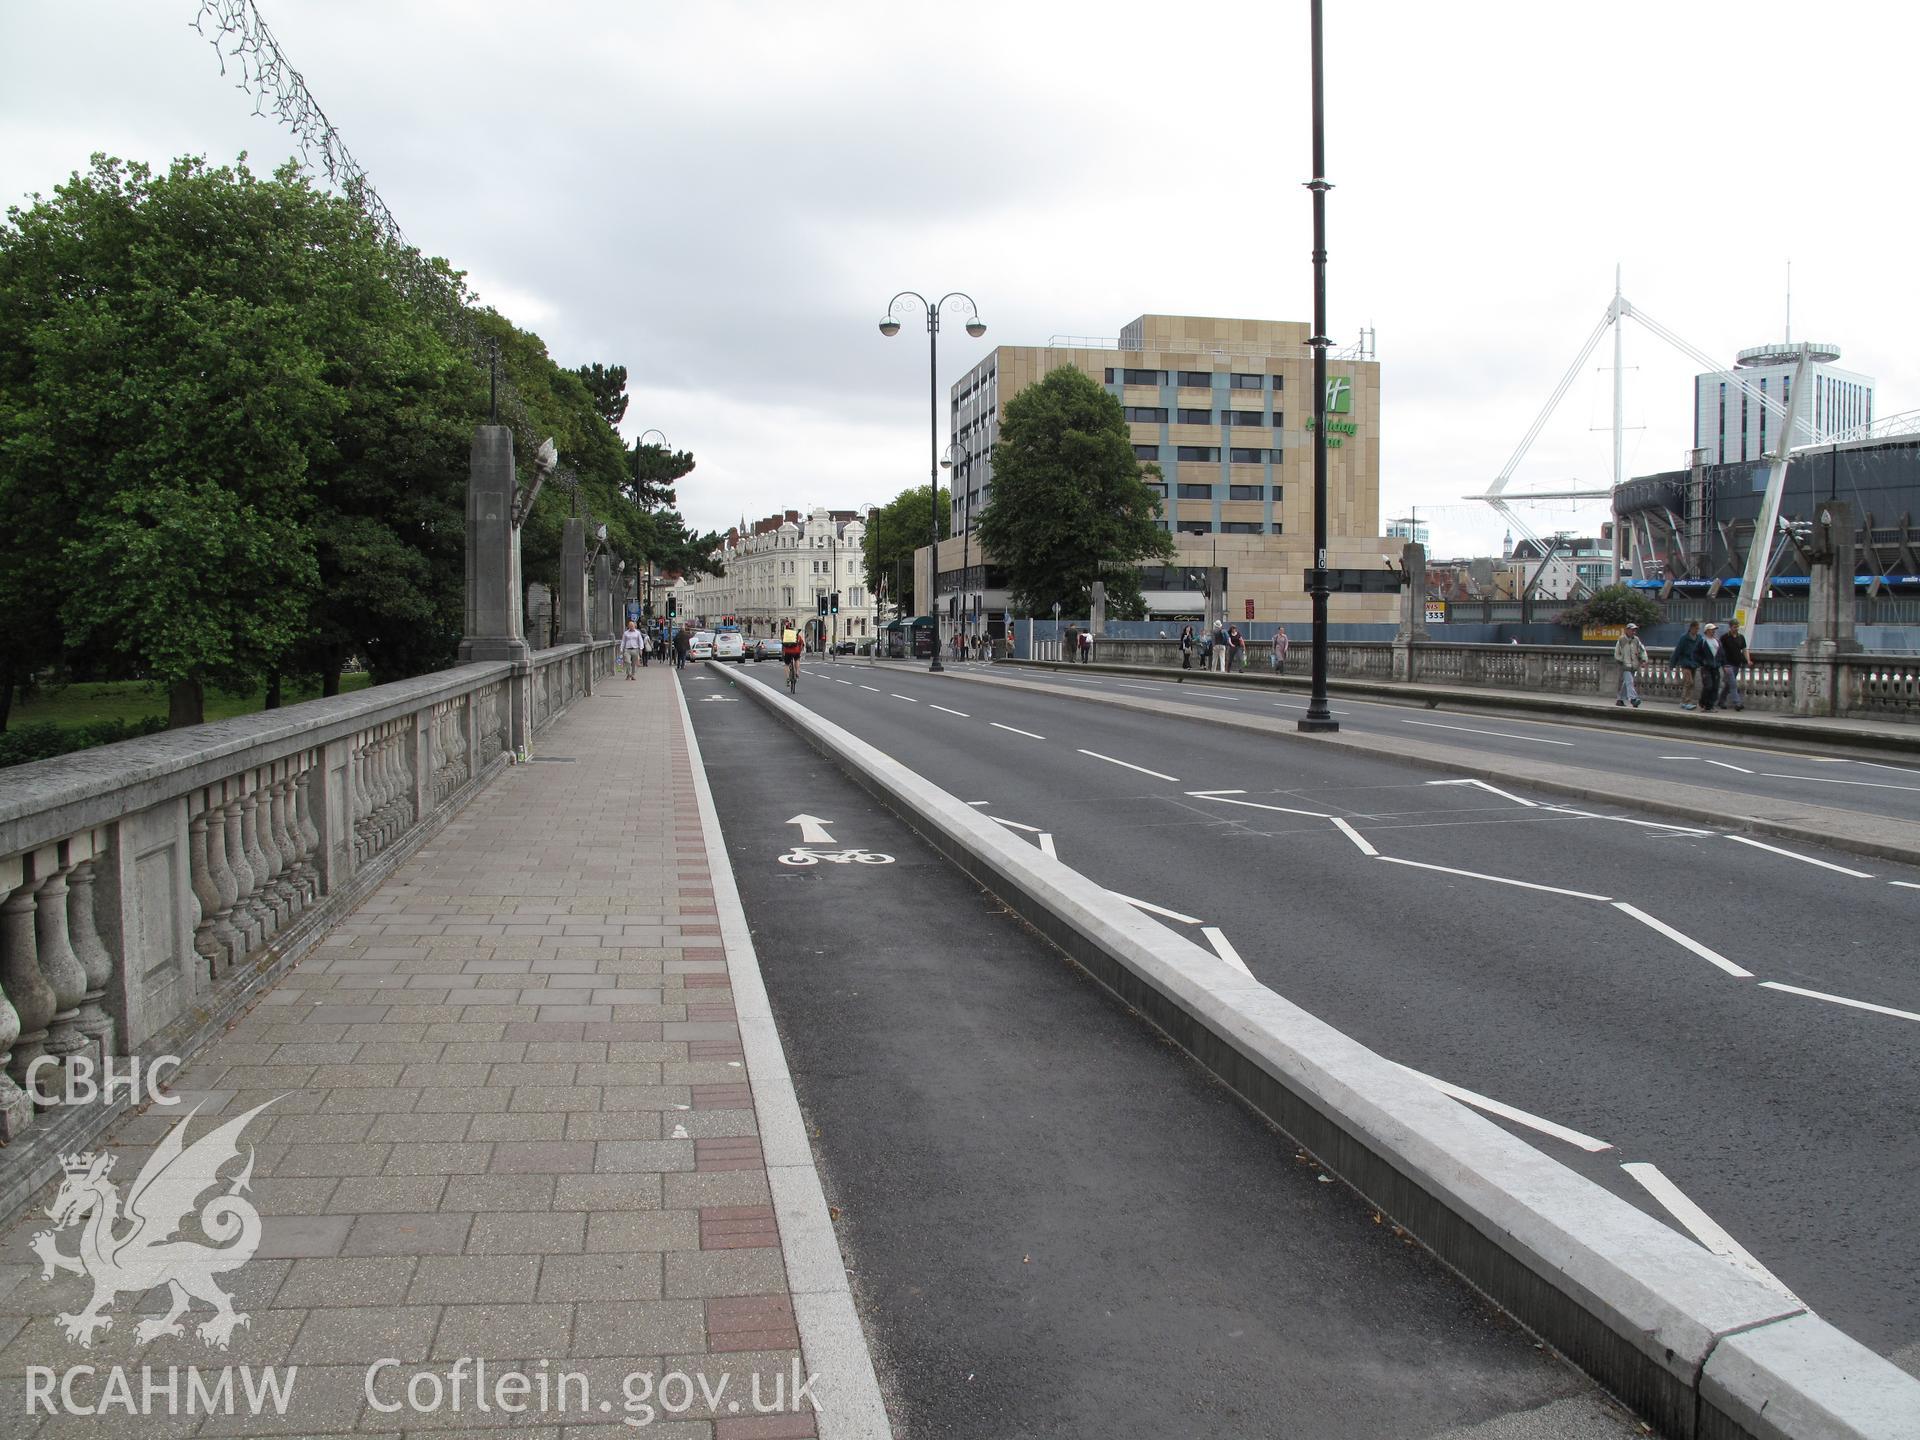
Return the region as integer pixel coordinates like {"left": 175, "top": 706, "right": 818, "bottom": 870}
{"left": 879, "top": 290, "right": 986, "bottom": 672}
{"left": 1298, "top": 0, "right": 1339, "bottom": 733}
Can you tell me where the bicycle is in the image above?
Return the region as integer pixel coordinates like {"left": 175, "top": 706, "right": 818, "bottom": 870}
{"left": 778, "top": 846, "right": 895, "bottom": 867}
{"left": 785, "top": 655, "right": 800, "bottom": 695}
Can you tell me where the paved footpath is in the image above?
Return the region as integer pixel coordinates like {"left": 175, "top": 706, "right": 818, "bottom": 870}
{"left": 0, "top": 661, "right": 887, "bottom": 1439}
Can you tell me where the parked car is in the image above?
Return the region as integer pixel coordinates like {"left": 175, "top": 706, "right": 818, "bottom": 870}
{"left": 832, "top": 641, "right": 856, "bottom": 655}
{"left": 714, "top": 630, "right": 745, "bottom": 661}
{"left": 752, "top": 636, "right": 784, "bottom": 662}
{"left": 689, "top": 631, "right": 715, "bottom": 660}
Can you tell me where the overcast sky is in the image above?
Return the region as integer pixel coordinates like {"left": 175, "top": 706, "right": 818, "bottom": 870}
{"left": 4, "top": 1, "right": 1915, "bottom": 557}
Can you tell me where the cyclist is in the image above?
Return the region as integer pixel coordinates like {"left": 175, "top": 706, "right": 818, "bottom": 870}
{"left": 780, "top": 620, "right": 804, "bottom": 692}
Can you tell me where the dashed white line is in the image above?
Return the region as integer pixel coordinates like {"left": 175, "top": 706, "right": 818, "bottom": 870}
{"left": 859, "top": 685, "right": 881, "bottom": 693}
{"left": 1402, "top": 719, "right": 1574, "bottom": 746}
{"left": 1723, "top": 834, "right": 1873, "bottom": 878}
{"left": 1610, "top": 902, "right": 1751, "bottom": 978}
{"left": 1892, "top": 881, "right": 1920, "bottom": 891}
{"left": 1186, "top": 788, "right": 1246, "bottom": 797}
{"left": 889, "top": 693, "right": 918, "bottom": 703}
{"left": 1758, "top": 982, "right": 1920, "bottom": 1025}
{"left": 1400, "top": 1067, "right": 1613, "bottom": 1153}
{"left": 1113, "top": 892, "right": 1203, "bottom": 925}
{"left": 1201, "top": 927, "right": 1255, "bottom": 978}
{"left": 1329, "top": 818, "right": 1378, "bottom": 856}
{"left": 929, "top": 704, "right": 970, "bottom": 717}
{"left": 1381, "top": 856, "right": 1611, "bottom": 901}
{"left": 1621, "top": 1162, "right": 1801, "bottom": 1302}
{"left": 1077, "top": 749, "right": 1180, "bottom": 783}
{"left": 990, "top": 722, "right": 1046, "bottom": 740}
{"left": 833, "top": 679, "right": 855, "bottom": 686}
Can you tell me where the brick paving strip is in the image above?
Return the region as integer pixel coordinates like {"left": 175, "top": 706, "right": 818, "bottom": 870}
{"left": 0, "top": 663, "right": 890, "bottom": 1439}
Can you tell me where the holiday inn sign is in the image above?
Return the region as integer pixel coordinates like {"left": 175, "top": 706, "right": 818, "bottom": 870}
{"left": 1304, "top": 375, "right": 1357, "bottom": 446}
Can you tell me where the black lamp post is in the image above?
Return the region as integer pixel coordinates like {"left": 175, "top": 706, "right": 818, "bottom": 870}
{"left": 635, "top": 427, "right": 669, "bottom": 632}
{"left": 879, "top": 290, "right": 986, "bottom": 672}
{"left": 1298, "top": 0, "right": 1338, "bottom": 733}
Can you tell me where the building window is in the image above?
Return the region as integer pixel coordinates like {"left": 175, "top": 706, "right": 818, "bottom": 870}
{"left": 1177, "top": 483, "right": 1213, "bottom": 499}
{"left": 1179, "top": 521, "right": 1213, "bottom": 534}
{"left": 1107, "top": 367, "right": 1165, "bottom": 385}
{"left": 1132, "top": 443, "right": 1160, "bottom": 460}
{"left": 1229, "top": 484, "right": 1263, "bottom": 500}
{"left": 1270, "top": 521, "right": 1284, "bottom": 534}
{"left": 1718, "top": 382, "right": 1727, "bottom": 461}
{"left": 1740, "top": 388, "right": 1748, "bottom": 462}
{"left": 1124, "top": 407, "right": 1168, "bottom": 423}
{"left": 1143, "top": 481, "right": 1167, "bottom": 497}
{"left": 1229, "top": 448, "right": 1268, "bottom": 464}
{"left": 1175, "top": 447, "right": 1219, "bottom": 462}
{"left": 1176, "top": 408, "right": 1214, "bottom": 425}
{"left": 1220, "top": 410, "right": 1265, "bottom": 427}
{"left": 1230, "top": 373, "right": 1263, "bottom": 389}
{"left": 1176, "top": 370, "right": 1214, "bottom": 388}
{"left": 1759, "top": 377, "right": 1768, "bottom": 455}
{"left": 1222, "top": 522, "right": 1262, "bottom": 534}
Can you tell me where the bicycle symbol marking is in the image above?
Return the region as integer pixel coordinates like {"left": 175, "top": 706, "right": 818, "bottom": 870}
{"left": 778, "top": 846, "right": 896, "bottom": 867}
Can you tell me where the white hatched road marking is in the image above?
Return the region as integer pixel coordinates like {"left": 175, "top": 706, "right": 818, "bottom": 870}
{"left": 987, "top": 816, "right": 1041, "bottom": 833}
{"left": 1399, "top": 1067, "right": 1613, "bottom": 1153}
{"left": 1621, "top": 1162, "right": 1802, "bottom": 1302}
{"left": 1077, "top": 749, "right": 1180, "bottom": 783}
{"left": 991, "top": 722, "right": 1046, "bottom": 740}
{"left": 1760, "top": 772, "right": 1920, "bottom": 794}
{"left": 1201, "top": 927, "right": 1255, "bottom": 978}
{"left": 1112, "top": 892, "right": 1203, "bottom": 925}
{"left": 1329, "top": 818, "right": 1378, "bottom": 856}
{"left": 1610, "top": 902, "right": 1751, "bottom": 978}
{"left": 1380, "top": 857, "right": 1611, "bottom": 901}
{"left": 1759, "top": 982, "right": 1920, "bottom": 1025}
{"left": 1540, "top": 805, "right": 1711, "bottom": 835}
{"left": 1724, "top": 834, "right": 1873, "bottom": 878}
{"left": 1402, "top": 719, "right": 1573, "bottom": 746}
{"left": 929, "top": 704, "right": 970, "bottom": 717}
{"left": 1189, "top": 792, "right": 1335, "bottom": 819}
{"left": 1037, "top": 833, "right": 1057, "bottom": 859}
{"left": 1426, "top": 779, "right": 1538, "bottom": 807}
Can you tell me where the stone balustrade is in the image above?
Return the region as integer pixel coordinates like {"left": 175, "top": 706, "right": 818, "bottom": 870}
{"left": 1066, "top": 637, "right": 1920, "bottom": 722}
{"left": 0, "top": 640, "right": 614, "bottom": 1213}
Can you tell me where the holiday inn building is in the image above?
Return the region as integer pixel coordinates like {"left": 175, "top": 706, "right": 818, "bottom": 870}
{"left": 917, "top": 313, "right": 1398, "bottom": 636}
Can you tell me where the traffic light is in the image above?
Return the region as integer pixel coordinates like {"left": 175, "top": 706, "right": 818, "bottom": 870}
{"left": 817, "top": 594, "right": 829, "bottom": 617}
{"left": 830, "top": 591, "right": 840, "bottom": 616}
{"left": 666, "top": 595, "right": 678, "bottom": 620}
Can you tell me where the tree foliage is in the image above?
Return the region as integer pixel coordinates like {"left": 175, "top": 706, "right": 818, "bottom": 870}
{"left": 574, "top": 361, "right": 629, "bottom": 429}
{"left": 1556, "top": 583, "right": 1661, "bottom": 630}
{"left": 862, "top": 484, "right": 949, "bottom": 616}
{"left": 973, "top": 365, "right": 1173, "bottom": 616}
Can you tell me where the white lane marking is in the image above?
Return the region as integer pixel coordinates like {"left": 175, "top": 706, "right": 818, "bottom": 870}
{"left": 1808, "top": 757, "right": 1851, "bottom": 763}
{"left": 1539, "top": 805, "right": 1712, "bottom": 835}
{"left": 986, "top": 816, "right": 1041, "bottom": 833}
{"left": 1381, "top": 857, "right": 1611, "bottom": 901}
{"left": 966, "top": 800, "right": 990, "bottom": 806}
{"left": 1269, "top": 700, "right": 1349, "bottom": 715}
{"left": 1113, "top": 892, "right": 1203, "bottom": 925}
{"left": 1892, "top": 880, "right": 1920, "bottom": 890}
{"left": 1610, "top": 902, "right": 1752, "bottom": 978}
{"left": 929, "top": 703, "right": 970, "bottom": 717}
{"left": 1116, "top": 683, "right": 1167, "bottom": 692}
{"left": 1850, "top": 759, "right": 1920, "bottom": 778}
{"left": 1402, "top": 719, "right": 1574, "bottom": 746}
{"left": 1202, "top": 927, "right": 1255, "bottom": 978}
{"left": 1723, "top": 834, "right": 1874, "bottom": 878}
{"left": 1329, "top": 818, "right": 1378, "bottom": 856}
{"left": 1426, "top": 778, "right": 1538, "bottom": 808}
{"left": 1660, "top": 756, "right": 1698, "bottom": 761}
{"left": 1759, "top": 982, "right": 1920, "bottom": 1025}
{"left": 859, "top": 685, "right": 881, "bottom": 692}
{"left": 1760, "top": 772, "right": 1920, "bottom": 794}
{"left": 833, "top": 679, "right": 855, "bottom": 686}
{"left": 1701, "top": 759, "right": 1755, "bottom": 774}
{"left": 1037, "top": 832, "right": 1057, "bottom": 859}
{"left": 990, "top": 722, "right": 1046, "bottom": 740}
{"left": 1399, "top": 1067, "right": 1613, "bottom": 1153}
{"left": 889, "top": 693, "right": 919, "bottom": 703}
{"left": 1193, "top": 794, "right": 1336, "bottom": 819}
{"left": 1077, "top": 749, "right": 1180, "bottom": 783}
{"left": 1621, "top": 1162, "right": 1802, "bottom": 1302}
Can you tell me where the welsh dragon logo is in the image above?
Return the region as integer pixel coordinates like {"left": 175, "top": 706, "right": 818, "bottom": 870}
{"left": 29, "top": 1099, "right": 278, "bottom": 1349}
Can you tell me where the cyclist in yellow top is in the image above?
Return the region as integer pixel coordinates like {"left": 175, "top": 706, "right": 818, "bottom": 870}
{"left": 780, "top": 622, "right": 803, "bottom": 692}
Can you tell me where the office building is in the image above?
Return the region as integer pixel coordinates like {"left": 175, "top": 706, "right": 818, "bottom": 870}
{"left": 1693, "top": 341, "right": 1874, "bottom": 465}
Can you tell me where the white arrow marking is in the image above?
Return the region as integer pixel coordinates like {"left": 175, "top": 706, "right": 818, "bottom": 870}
{"left": 698, "top": 696, "right": 738, "bottom": 703}
{"left": 1426, "top": 778, "right": 1538, "bottom": 807}
{"left": 785, "top": 814, "right": 836, "bottom": 845}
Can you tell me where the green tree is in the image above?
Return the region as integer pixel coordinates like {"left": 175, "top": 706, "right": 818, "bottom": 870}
{"left": 1556, "top": 583, "right": 1660, "bottom": 631}
{"left": 862, "top": 484, "right": 949, "bottom": 616}
{"left": 574, "top": 362, "right": 629, "bottom": 429}
{"left": 973, "top": 365, "right": 1173, "bottom": 616}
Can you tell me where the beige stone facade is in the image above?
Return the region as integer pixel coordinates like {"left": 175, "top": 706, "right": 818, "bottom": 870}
{"left": 921, "top": 313, "right": 1393, "bottom": 630}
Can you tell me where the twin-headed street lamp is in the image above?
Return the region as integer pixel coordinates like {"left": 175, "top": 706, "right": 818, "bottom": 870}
{"left": 879, "top": 290, "right": 985, "bottom": 672}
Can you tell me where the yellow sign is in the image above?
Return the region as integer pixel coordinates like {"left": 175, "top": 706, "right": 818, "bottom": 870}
{"left": 1583, "top": 624, "right": 1626, "bottom": 642}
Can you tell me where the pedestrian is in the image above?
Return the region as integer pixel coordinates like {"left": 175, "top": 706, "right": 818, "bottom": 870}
{"left": 1671, "top": 621, "right": 1703, "bottom": 709}
{"left": 1198, "top": 629, "right": 1214, "bottom": 669}
{"left": 1271, "top": 625, "right": 1290, "bottom": 674}
{"left": 1212, "top": 620, "right": 1228, "bottom": 672}
{"left": 620, "top": 619, "right": 643, "bottom": 679}
{"left": 1180, "top": 624, "right": 1195, "bottom": 670}
{"left": 1612, "top": 623, "right": 1646, "bottom": 707}
{"left": 1697, "top": 622, "right": 1724, "bottom": 712}
{"left": 1720, "top": 619, "right": 1749, "bottom": 711}
{"left": 1227, "top": 625, "right": 1246, "bottom": 673}
{"left": 673, "top": 624, "right": 690, "bottom": 670}
{"left": 1078, "top": 629, "right": 1093, "bottom": 664}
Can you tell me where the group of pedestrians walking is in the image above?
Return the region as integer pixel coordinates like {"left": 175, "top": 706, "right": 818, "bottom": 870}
{"left": 620, "top": 619, "right": 691, "bottom": 677}
{"left": 1177, "top": 622, "right": 1290, "bottom": 673}
{"left": 1612, "top": 619, "right": 1748, "bottom": 712}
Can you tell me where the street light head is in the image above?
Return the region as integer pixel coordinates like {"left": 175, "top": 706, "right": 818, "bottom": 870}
{"left": 964, "top": 319, "right": 986, "bottom": 339}
{"left": 939, "top": 457, "right": 952, "bottom": 470}
{"left": 878, "top": 318, "right": 902, "bottom": 338}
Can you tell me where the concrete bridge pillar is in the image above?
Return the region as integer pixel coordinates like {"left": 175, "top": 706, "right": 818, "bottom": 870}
{"left": 1393, "top": 542, "right": 1428, "bottom": 682}
{"left": 458, "top": 427, "right": 529, "bottom": 666}
{"left": 594, "top": 552, "right": 614, "bottom": 640}
{"left": 560, "top": 520, "right": 590, "bottom": 645}
{"left": 1793, "top": 500, "right": 1861, "bottom": 716}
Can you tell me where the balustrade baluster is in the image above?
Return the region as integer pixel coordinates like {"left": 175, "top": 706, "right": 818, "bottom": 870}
{"left": 0, "top": 950, "right": 32, "bottom": 1140}
{"left": 188, "top": 799, "right": 224, "bottom": 974}
{"left": 350, "top": 733, "right": 371, "bottom": 865}
{"left": 247, "top": 769, "right": 284, "bottom": 933}
{"left": 68, "top": 857, "right": 116, "bottom": 1061}
{"left": 223, "top": 789, "right": 261, "bottom": 954}
{"left": 273, "top": 767, "right": 304, "bottom": 915}
{"left": 36, "top": 861, "right": 90, "bottom": 1099}
{"left": 238, "top": 775, "right": 276, "bottom": 941}
{"left": 294, "top": 758, "right": 321, "bottom": 901}
{"left": 261, "top": 765, "right": 296, "bottom": 921}
{"left": 0, "top": 882, "right": 54, "bottom": 1096}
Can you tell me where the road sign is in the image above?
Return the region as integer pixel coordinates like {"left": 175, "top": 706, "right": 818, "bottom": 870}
{"left": 1244, "top": 599, "right": 1255, "bottom": 620}
{"left": 627, "top": 603, "right": 641, "bottom": 620}
{"left": 1425, "top": 602, "right": 1448, "bottom": 625}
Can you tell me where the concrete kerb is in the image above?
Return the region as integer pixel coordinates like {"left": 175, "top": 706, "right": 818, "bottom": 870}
{"left": 710, "top": 659, "right": 1920, "bottom": 1440}
{"left": 672, "top": 678, "right": 893, "bottom": 1440}
{"left": 1002, "top": 657, "right": 1920, "bottom": 759}
{"left": 949, "top": 669, "right": 1920, "bottom": 869}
